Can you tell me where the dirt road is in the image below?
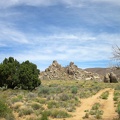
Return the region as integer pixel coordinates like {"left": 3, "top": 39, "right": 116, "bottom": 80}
{"left": 55, "top": 88, "right": 117, "bottom": 120}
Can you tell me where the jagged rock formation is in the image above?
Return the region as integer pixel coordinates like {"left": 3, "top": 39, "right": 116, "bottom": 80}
{"left": 104, "top": 72, "right": 118, "bottom": 83}
{"left": 39, "top": 60, "right": 101, "bottom": 80}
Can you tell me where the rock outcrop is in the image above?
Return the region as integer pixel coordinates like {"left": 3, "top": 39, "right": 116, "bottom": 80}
{"left": 104, "top": 73, "right": 110, "bottom": 83}
{"left": 104, "top": 72, "right": 118, "bottom": 83}
{"left": 40, "top": 60, "right": 101, "bottom": 81}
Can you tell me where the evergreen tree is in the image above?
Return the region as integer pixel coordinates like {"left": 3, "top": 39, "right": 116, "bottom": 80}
{"left": 18, "top": 60, "right": 41, "bottom": 90}
{"left": 0, "top": 57, "right": 41, "bottom": 90}
{"left": 0, "top": 57, "right": 20, "bottom": 88}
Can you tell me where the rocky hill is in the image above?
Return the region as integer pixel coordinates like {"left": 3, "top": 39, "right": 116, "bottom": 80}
{"left": 39, "top": 60, "right": 101, "bottom": 81}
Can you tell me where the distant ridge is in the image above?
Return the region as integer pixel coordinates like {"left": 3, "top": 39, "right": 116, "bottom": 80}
{"left": 85, "top": 68, "right": 120, "bottom": 78}
{"left": 85, "top": 68, "right": 110, "bottom": 76}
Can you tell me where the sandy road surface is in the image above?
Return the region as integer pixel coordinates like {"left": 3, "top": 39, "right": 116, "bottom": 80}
{"left": 55, "top": 88, "right": 117, "bottom": 120}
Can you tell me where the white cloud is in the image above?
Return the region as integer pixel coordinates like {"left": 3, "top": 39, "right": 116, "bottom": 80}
{"left": 0, "top": 0, "right": 120, "bottom": 9}
{"left": 0, "top": 25, "right": 120, "bottom": 70}
{"left": 0, "top": 24, "right": 30, "bottom": 45}
{"left": 1, "top": 28, "right": 119, "bottom": 61}
{"left": 92, "top": 0, "right": 120, "bottom": 6}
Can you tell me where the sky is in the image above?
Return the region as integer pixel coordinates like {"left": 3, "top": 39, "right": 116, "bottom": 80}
{"left": 0, "top": 0, "right": 120, "bottom": 71}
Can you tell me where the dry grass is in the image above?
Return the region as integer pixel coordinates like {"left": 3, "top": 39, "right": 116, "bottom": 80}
{"left": 0, "top": 80, "right": 120, "bottom": 120}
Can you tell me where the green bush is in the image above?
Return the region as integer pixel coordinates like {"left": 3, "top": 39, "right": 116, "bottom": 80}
{"left": 71, "top": 86, "right": 78, "bottom": 94}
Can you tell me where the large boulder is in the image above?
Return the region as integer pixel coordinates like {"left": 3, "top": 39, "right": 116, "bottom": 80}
{"left": 109, "top": 72, "right": 118, "bottom": 83}
{"left": 104, "top": 73, "right": 110, "bottom": 83}
{"left": 104, "top": 72, "right": 118, "bottom": 83}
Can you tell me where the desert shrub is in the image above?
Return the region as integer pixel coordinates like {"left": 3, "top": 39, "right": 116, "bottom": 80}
{"left": 114, "top": 96, "right": 119, "bottom": 101}
{"left": 31, "top": 102, "right": 42, "bottom": 110}
{"left": 79, "top": 90, "right": 92, "bottom": 98}
{"left": 83, "top": 112, "right": 89, "bottom": 119}
{"left": 95, "top": 111, "right": 102, "bottom": 119}
{"left": 66, "top": 106, "right": 76, "bottom": 112}
{"left": 42, "top": 109, "right": 70, "bottom": 118}
{"left": 50, "top": 109, "right": 71, "bottom": 118}
{"left": 42, "top": 110, "right": 51, "bottom": 116}
{"left": 47, "top": 101, "right": 59, "bottom": 109}
{"left": 0, "top": 98, "right": 14, "bottom": 120}
{"left": 89, "top": 110, "right": 96, "bottom": 115}
{"left": 71, "top": 86, "right": 78, "bottom": 94}
{"left": 115, "top": 85, "right": 120, "bottom": 90}
{"left": 92, "top": 110, "right": 103, "bottom": 119}
{"left": 12, "top": 102, "right": 23, "bottom": 110}
{"left": 40, "top": 112, "right": 49, "bottom": 120}
{"left": 60, "top": 94, "right": 70, "bottom": 101}
{"left": 38, "top": 86, "right": 50, "bottom": 95}
{"left": 27, "top": 92, "right": 37, "bottom": 99}
{"left": 11, "top": 96, "right": 22, "bottom": 104}
{"left": 19, "top": 107, "right": 33, "bottom": 117}
{"left": 34, "top": 98, "right": 46, "bottom": 104}
{"left": 92, "top": 103, "right": 100, "bottom": 110}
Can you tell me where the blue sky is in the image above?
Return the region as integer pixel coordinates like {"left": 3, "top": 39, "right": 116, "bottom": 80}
{"left": 0, "top": 0, "right": 120, "bottom": 70}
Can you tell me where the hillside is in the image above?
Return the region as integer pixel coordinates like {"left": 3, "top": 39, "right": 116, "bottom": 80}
{"left": 85, "top": 68, "right": 120, "bottom": 79}
{"left": 85, "top": 68, "right": 111, "bottom": 76}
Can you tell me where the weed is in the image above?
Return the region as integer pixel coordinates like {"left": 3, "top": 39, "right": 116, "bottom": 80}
{"left": 92, "top": 103, "right": 100, "bottom": 110}
{"left": 100, "top": 91, "right": 109, "bottom": 99}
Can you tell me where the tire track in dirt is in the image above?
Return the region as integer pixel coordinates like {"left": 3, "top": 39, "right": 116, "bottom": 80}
{"left": 55, "top": 88, "right": 117, "bottom": 120}
{"left": 99, "top": 89, "right": 117, "bottom": 120}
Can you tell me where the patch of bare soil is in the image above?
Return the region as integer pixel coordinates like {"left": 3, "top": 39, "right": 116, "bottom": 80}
{"left": 55, "top": 88, "right": 117, "bottom": 120}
